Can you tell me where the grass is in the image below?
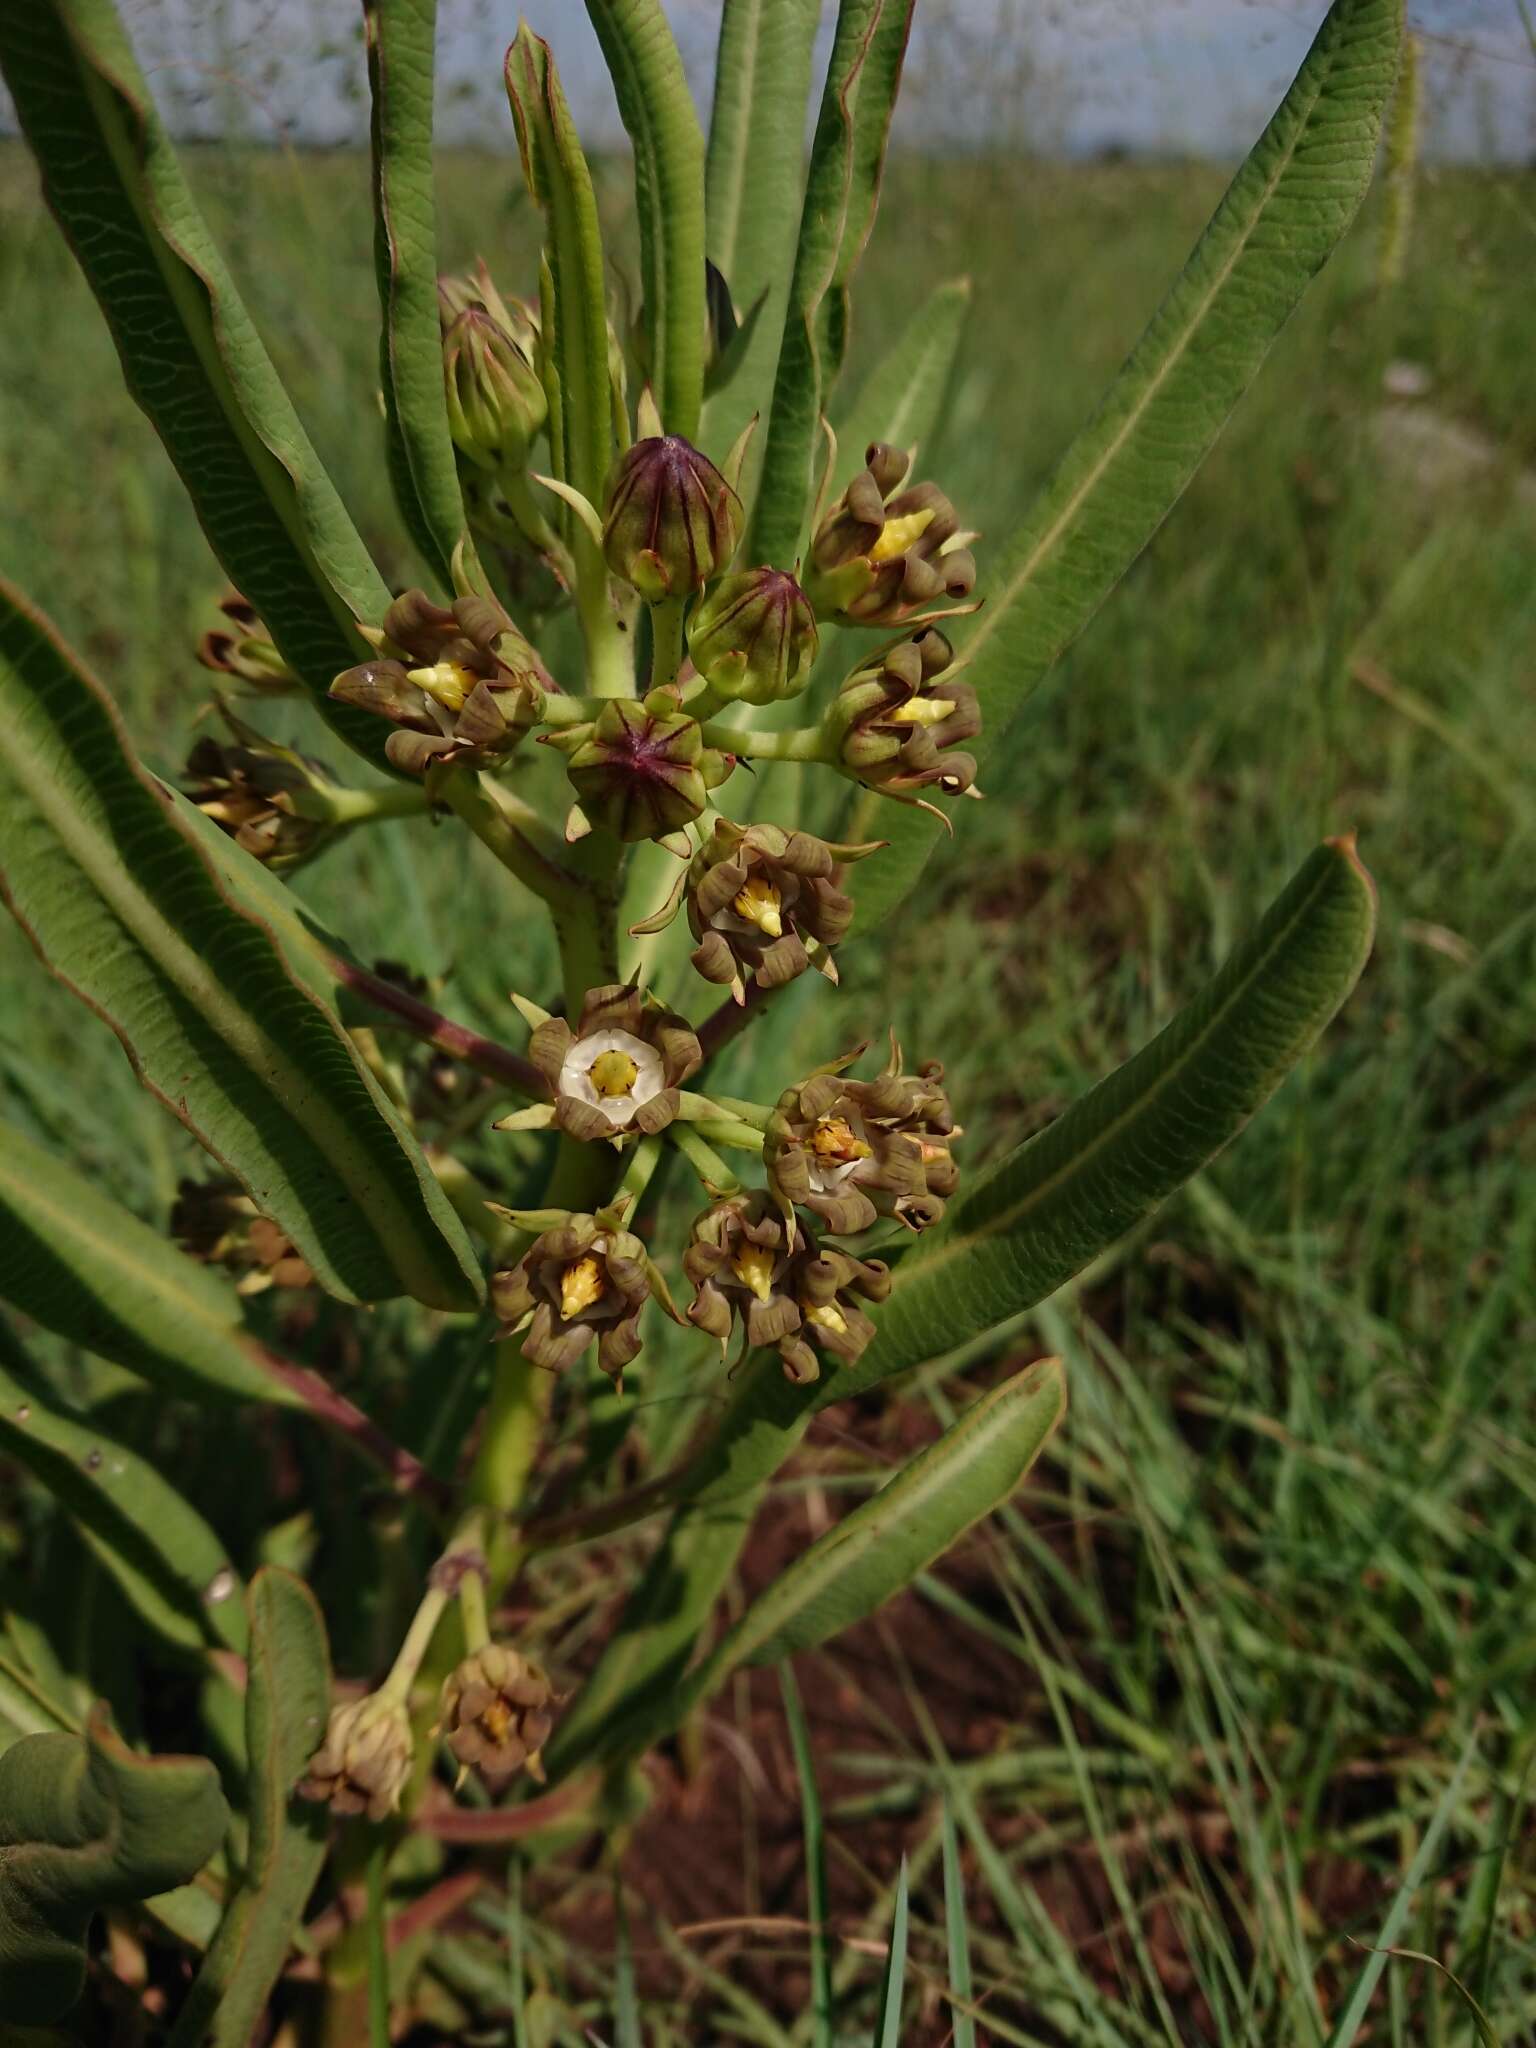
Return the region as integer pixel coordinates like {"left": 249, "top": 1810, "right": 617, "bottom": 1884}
{"left": 0, "top": 123, "right": 1534, "bottom": 2045}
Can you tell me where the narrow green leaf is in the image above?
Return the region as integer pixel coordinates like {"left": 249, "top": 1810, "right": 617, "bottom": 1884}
{"left": 0, "top": 0, "right": 396, "bottom": 768}
{"left": 748, "top": 0, "right": 915, "bottom": 568}
{"left": 726, "top": 1359, "right": 1065, "bottom": 1668}
{"left": 847, "top": 840, "right": 1376, "bottom": 1390}
{"left": 843, "top": 0, "right": 1404, "bottom": 931}
{"left": 0, "top": 1705, "right": 227, "bottom": 2025}
{"left": 941, "top": 1798, "right": 977, "bottom": 2048}
{"left": 700, "top": 0, "right": 821, "bottom": 480}
{"left": 365, "top": 0, "right": 478, "bottom": 586}
{"left": 167, "top": 1570, "right": 330, "bottom": 2048}
{"left": 0, "top": 1122, "right": 292, "bottom": 1408}
{"left": 0, "top": 1344, "right": 248, "bottom": 1657}
{"left": 0, "top": 580, "right": 484, "bottom": 1311}
{"left": 584, "top": 0, "right": 707, "bottom": 442}
{"left": 871, "top": 1856, "right": 909, "bottom": 2048}
{"left": 506, "top": 29, "right": 612, "bottom": 537}
{"left": 781, "top": 1666, "right": 833, "bottom": 2048}
{"left": 831, "top": 275, "right": 971, "bottom": 468}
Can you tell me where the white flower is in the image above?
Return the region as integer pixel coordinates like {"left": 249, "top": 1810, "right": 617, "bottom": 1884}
{"left": 558, "top": 1028, "right": 665, "bottom": 1129}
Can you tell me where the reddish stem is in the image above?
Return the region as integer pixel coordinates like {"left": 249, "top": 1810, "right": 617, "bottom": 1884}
{"left": 415, "top": 1769, "right": 598, "bottom": 1842}
{"left": 328, "top": 954, "right": 543, "bottom": 1099}
{"left": 246, "top": 1341, "right": 452, "bottom": 1513}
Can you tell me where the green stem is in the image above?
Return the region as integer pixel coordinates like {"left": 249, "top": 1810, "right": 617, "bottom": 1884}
{"left": 465, "top": 1342, "right": 552, "bottom": 1585}
{"left": 293, "top": 782, "right": 436, "bottom": 827}
{"left": 457, "top": 1560, "right": 492, "bottom": 1655}
{"left": 691, "top": 1118, "right": 767, "bottom": 1153}
{"left": 648, "top": 595, "right": 687, "bottom": 692}
{"left": 440, "top": 768, "right": 583, "bottom": 910}
{"left": 669, "top": 1121, "right": 741, "bottom": 1196}
{"left": 699, "top": 719, "right": 830, "bottom": 762}
{"left": 577, "top": 542, "right": 634, "bottom": 698}
{"left": 365, "top": 1839, "right": 390, "bottom": 2048}
{"left": 617, "top": 1133, "right": 664, "bottom": 1209}
{"left": 702, "top": 1093, "right": 773, "bottom": 1130}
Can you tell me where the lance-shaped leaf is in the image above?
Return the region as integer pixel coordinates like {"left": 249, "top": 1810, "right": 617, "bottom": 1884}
{"left": 831, "top": 275, "right": 971, "bottom": 467}
{"left": 0, "top": 580, "right": 484, "bottom": 1311}
{"left": 0, "top": 1122, "right": 293, "bottom": 1408}
{"left": 365, "top": 0, "right": 478, "bottom": 587}
{"left": 699, "top": 0, "right": 821, "bottom": 483}
{"left": 0, "top": 1705, "right": 227, "bottom": 2025}
{"left": 506, "top": 29, "right": 612, "bottom": 548}
{"left": 843, "top": 0, "right": 1404, "bottom": 931}
{"left": 0, "top": 0, "right": 396, "bottom": 768}
{"left": 167, "top": 1571, "right": 329, "bottom": 2048}
{"left": 585, "top": 0, "right": 707, "bottom": 442}
{"left": 747, "top": 0, "right": 915, "bottom": 568}
{"left": 0, "top": 1343, "right": 248, "bottom": 1657}
{"left": 552, "top": 840, "right": 1373, "bottom": 1776}
{"left": 848, "top": 839, "right": 1376, "bottom": 1388}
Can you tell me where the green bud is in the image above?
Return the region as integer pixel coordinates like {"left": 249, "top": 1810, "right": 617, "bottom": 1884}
{"left": 602, "top": 436, "right": 743, "bottom": 602}
{"left": 442, "top": 300, "right": 547, "bottom": 478}
{"left": 196, "top": 592, "right": 299, "bottom": 697}
{"left": 547, "top": 696, "right": 730, "bottom": 842}
{"left": 686, "top": 568, "right": 819, "bottom": 705}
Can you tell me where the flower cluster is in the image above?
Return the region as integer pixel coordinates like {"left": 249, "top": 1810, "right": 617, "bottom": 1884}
{"left": 806, "top": 442, "right": 978, "bottom": 628}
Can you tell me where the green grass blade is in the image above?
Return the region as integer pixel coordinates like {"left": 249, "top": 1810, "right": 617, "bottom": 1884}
{"left": 614, "top": 1877, "right": 642, "bottom": 2048}
{"left": 941, "top": 1796, "right": 977, "bottom": 2048}
{"left": 870, "top": 1855, "right": 909, "bottom": 2048}
{"left": 748, "top": 0, "right": 915, "bottom": 568}
{"left": 831, "top": 275, "right": 972, "bottom": 468}
{"left": 0, "top": 0, "right": 396, "bottom": 769}
{"left": 366, "top": 1839, "right": 391, "bottom": 2048}
{"left": 0, "top": 1339, "right": 248, "bottom": 1657}
{"left": 166, "top": 1569, "right": 331, "bottom": 2048}
{"left": 0, "top": 1706, "right": 227, "bottom": 2026}
{"left": 843, "top": 839, "right": 1376, "bottom": 1392}
{"left": 844, "top": 0, "right": 1404, "bottom": 933}
{"left": 724, "top": 1358, "right": 1065, "bottom": 1668}
{"left": 364, "top": 0, "right": 479, "bottom": 586}
{"left": 0, "top": 1121, "right": 290, "bottom": 1408}
{"left": 0, "top": 580, "right": 484, "bottom": 1311}
{"left": 584, "top": 0, "right": 707, "bottom": 442}
{"left": 1323, "top": 1730, "right": 1479, "bottom": 2046}
{"left": 700, "top": 0, "right": 821, "bottom": 479}
{"left": 781, "top": 1665, "right": 833, "bottom": 2048}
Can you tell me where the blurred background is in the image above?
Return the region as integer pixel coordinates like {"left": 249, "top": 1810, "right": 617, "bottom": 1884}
{"left": 2, "top": 2, "right": 1535, "bottom": 2040}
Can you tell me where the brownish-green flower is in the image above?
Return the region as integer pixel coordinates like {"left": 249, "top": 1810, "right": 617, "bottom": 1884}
{"left": 170, "top": 1178, "right": 313, "bottom": 1294}
{"left": 684, "top": 1193, "right": 890, "bottom": 1384}
{"left": 765, "top": 1049, "right": 962, "bottom": 1236}
{"left": 438, "top": 1644, "right": 556, "bottom": 1787}
{"left": 196, "top": 591, "right": 298, "bottom": 695}
{"left": 806, "top": 442, "right": 977, "bottom": 628}
{"left": 546, "top": 691, "right": 734, "bottom": 843}
{"left": 495, "top": 984, "right": 703, "bottom": 1144}
{"left": 298, "top": 1695, "right": 413, "bottom": 1823}
{"left": 834, "top": 628, "right": 981, "bottom": 802}
{"left": 686, "top": 567, "right": 818, "bottom": 705}
{"left": 491, "top": 1205, "right": 677, "bottom": 1379}
{"left": 602, "top": 435, "right": 743, "bottom": 602}
{"left": 183, "top": 711, "right": 334, "bottom": 871}
{"left": 330, "top": 588, "right": 546, "bottom": 774}
{"left": 682, "top": 820, "right": 882, "bottom": 995}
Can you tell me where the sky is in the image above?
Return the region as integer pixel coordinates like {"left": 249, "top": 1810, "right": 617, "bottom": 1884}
{"left": 3, "top": 1, "right": 1533, "bottom": 161}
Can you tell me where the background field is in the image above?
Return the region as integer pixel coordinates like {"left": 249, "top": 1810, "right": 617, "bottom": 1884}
{"left": 1, "top": 90, "right": 1535, "bottom": 2048}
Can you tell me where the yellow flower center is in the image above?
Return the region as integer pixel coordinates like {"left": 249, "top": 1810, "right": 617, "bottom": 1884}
{"left": 559, "top": 1255, "right": 605, "bottom": 1321}
{"left": 731, "top": 1244, "right": 776, "bottom": 1302}
{"left": 868, "top": 506, "right": 935, "bottom": 564}
{"left": 479, "top": 1696, "right": 514, "bottom": 1743}
{"left": 732, "top": 876, "right": 783, "bottom": 938}
{"left": 886, "top": 695, "right": 956, "bottom": 728}
{"left": 803, "top": 1299, "right": 849, "bottom": 1335}
{"left": 809, "top": 1115, "right": 872, "bottom": 1164}
{"left": 406, "top": 658, "right": 476, "bottom": 711}
{"left": 588, "top": 1049, "right": 639, "bottom": 1099}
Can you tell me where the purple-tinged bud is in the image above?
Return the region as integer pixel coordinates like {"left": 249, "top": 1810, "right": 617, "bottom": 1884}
{"left": 546, "top": 693, "right": 733, "bottom": 843}
{"left": 602, "top": 436, "right": 743, "bottom": 602}
{"left": 686, "top": 568, "right": 819, "bottom": 706}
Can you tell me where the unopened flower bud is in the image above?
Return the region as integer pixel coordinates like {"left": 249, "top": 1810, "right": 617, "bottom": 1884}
{"left": 299, "top": 1694, "right": 413, "bottom": 1823}
{"left": 196, "top": 593, "right": 299, "bottom": 696}
{"left": 602, "top": 436, "right": 742, "bottom": 602}
{"left": 686, "top": 568, "right": 818, "bottom": 706}
{"left": 442, "top": 299, "right": 546, "bottom": 478}
{"left": 439, "top": 1645, "right": 556, "bottom": 1787}
{"left": 546, "top": 695, "right": 731, "bottom": 842}
{"left": 807, "top": 443, "right": 977, "bottom": 628}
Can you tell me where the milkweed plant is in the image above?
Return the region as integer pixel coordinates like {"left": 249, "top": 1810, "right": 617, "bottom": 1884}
{"left": 0, "top": 0, "right": 1400, "bottom": 2033}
